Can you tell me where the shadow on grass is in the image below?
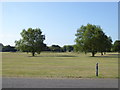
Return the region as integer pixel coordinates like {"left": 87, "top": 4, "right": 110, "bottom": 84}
{"left": 28, "top": 55, "right": 78, "bottom": 57}
{"left": 89, "top": 53, "right": 119, "bottom": 58}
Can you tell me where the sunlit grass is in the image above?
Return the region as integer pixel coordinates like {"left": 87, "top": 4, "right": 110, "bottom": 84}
{"left": 2, "top": 52, "right": 118, "bottom": 78}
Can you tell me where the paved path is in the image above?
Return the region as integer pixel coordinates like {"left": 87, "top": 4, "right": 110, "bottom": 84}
{"left": 2, "top": 77, "right": 118, "bottom": 88}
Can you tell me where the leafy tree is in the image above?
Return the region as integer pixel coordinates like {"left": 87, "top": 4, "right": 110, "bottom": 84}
{"left": 95, "top": 31, "right": 112, "bottom": 55}
{"left": 103, "top": 36, "right": 112, "bottom": 54}
{"left": 49, "top": 45, "right": 62, "bottom": 52}
{"left": 43, "top": 45, "right": 51, "bottom": 51}
{"left": 15, "top": 28, "right": 45, "bottom": 56}
{"left": 62, "top": 45, "right": 73, "bottom": 52}
{"left": 112, "top": 40, "right": 120, "bottom": 52}
{"left": 74, "top": 44, "right": 84, "bottom": 53}
{"left": 62, "top": 45, "right": 67, "bottom": 52}
{"left": 75, "top": 24, "right": 112, "bottom": 57}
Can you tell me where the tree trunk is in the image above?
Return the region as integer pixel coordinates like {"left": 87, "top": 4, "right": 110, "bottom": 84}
{"left": 104, "top": 52, "right": 106, "bottom": 55}
{"left": 92, "top": 52, "right": 95, "bottom": 57}
{"left": 101, "top": 52, "right": 103, "bottom": 55}
{"left": 32, "top": 52, "right": 35, "bottom": 56}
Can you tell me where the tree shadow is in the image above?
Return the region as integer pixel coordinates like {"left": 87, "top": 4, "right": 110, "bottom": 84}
{"left": 28, "top": 55, "right": 78, "bottom": 57}
{"left": 92, "top": 53, "right": 119, "bottom": 58}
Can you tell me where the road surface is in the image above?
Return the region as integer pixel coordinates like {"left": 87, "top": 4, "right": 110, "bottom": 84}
{"left": 2, "top": 77, "right": 118, "bottom": 88}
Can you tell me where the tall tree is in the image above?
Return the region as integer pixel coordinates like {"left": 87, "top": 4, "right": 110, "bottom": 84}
{"left": 15, "top": 28, "right": 45, "bottom": 56}
{"left": 75, "top": 24, "right": 112, "bottom": 57}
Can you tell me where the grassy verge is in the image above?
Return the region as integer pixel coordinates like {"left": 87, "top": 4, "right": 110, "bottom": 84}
{"left": 2, "top": 52, "right": 118, "bottom": 78}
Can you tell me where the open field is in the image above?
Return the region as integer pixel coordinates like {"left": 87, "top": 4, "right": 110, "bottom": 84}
{"left": 2, "top": 52, "right": 118, "bottom": 78}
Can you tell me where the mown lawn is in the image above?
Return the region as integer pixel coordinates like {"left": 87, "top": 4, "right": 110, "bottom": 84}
{"left": 2, "top": 52, "right": 118, "bottom": 78}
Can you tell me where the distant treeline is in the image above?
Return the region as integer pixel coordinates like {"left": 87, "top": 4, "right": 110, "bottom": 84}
{"left": 44, "top": 45, "right": 74, "bottom": 52}
{"left": 0, "top": 43, "right": 74, "bottom": 52}
{"left": 0, "top": 44, "right": 17, "bottom": 52}
{"left": 0, "top": 40, "right": 120, "bottom": 52}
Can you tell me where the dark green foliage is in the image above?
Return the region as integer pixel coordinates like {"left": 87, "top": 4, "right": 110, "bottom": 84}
{"left": 2, "top": 45, "right": 17, "bottom": 52}
{"left": 112, "top": 40, "right": 120, "bottom": 52}
{"left": 15, "top": 28, "right": 45, "bottom": 56}
{"left": 49, "top": 45, "right": 62, "bottom": 52}
{"left": 62, "top": 45, "right": 74, "bottom": 52}
{"left": 0, "top": 43, "right": 17, "bottom": 52}
{"left": 43, "top": 45, "right": 51, "bottom": 51}
{"left": 0, "top": 43, "right": 3, "bottom": 52}
{"left": 75, "top": 24, "right": 112, "bottom": 57}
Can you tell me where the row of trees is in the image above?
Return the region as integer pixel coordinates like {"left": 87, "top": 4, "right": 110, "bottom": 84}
{"left": 44, "top": 45, "right": 74, "bottom": 52}
{"left": 0, "top": 40, "right": 119, "bottom": 53}
{"left": 0, "top": 43, "right": 74, "bottom": 53}
{"left": 1, "top": 24, "right": 119, "bottom": 57}
{"left": 0, "top": 44, "right": 17, "bottom": 52}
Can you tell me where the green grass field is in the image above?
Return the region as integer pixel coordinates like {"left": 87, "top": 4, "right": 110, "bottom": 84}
{"left": 2, "top": 52, "right": 118, "bottom": 78}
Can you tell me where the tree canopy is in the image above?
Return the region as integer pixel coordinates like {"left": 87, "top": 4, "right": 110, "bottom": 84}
{"left": 49, "top": 45, "right": 62, "bottom": 52}
{"left": 15, "top": 28, "right": 45, "bottom": 56}
{"left": 112, "top": 40, "right": 120, "bottom": 52}
{"left": 75, "top": 24, "right": 112, "bottom": 57}
{"left": 62, "top": 45, "right": 74, "bottom": 52}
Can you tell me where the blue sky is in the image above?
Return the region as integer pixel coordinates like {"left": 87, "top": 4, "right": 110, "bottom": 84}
{"left": 0, "top": 2, "right": 118, "bottom": 46}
